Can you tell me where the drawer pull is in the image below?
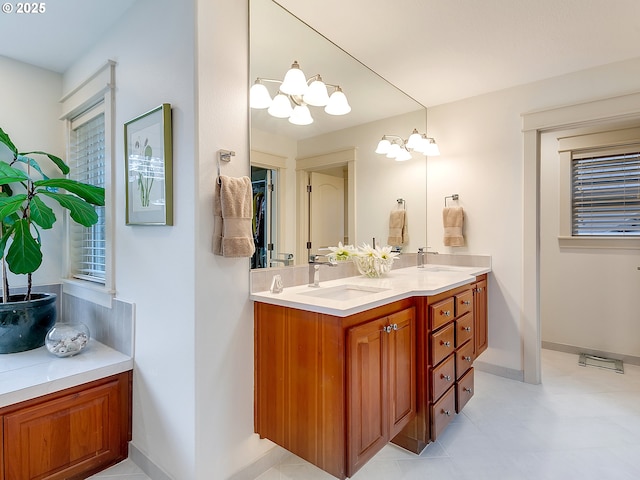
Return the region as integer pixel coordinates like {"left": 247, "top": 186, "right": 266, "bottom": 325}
{"left": 441, "top": 374, "right": 451, "bottom": 381}
{"left": 461, "top": 300, "right": 471, "bottom": 305}
{"left": 442, "top": 409, "right": 452, "bottom": 416}
{"left": 382, "top": 325, "right": 392, "bottom": 333}
{"left": 441, "top": 341, "right": 451, "bottom": 347}
{"left": 463, "top": 326, "right": 471, "bottom": 332}
{"left": 392, "top": 323, "right": 398, "bottom": 331}
{"left": 463, "top": 387, "right": 473, "bottom": 394}
{"left": 463, "top": 356, "right": 472, "bottom": 362}
{"left": 440, "top": 310, "right": 451, "bottom": 317}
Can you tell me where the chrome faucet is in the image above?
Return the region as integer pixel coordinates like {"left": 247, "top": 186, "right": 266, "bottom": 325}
{"left": 308, "top": 254, "right": 337, "bottom": 287}
{"left": 417, "top": 247, "right": 425, "bottom": 268}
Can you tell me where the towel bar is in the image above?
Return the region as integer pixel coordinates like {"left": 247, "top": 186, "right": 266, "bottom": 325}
{"left": 217, "top": 149, "right": 235, "bottom": 184}
{"left": 444, "top": 194, "right": 459, "bottom": 207}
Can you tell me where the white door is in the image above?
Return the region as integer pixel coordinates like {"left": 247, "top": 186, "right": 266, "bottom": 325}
{"left": 310, "top": 171, "right": 344, "bottom": 255}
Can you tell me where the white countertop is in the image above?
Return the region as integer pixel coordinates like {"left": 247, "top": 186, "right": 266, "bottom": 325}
{"left": 0, "top": 339, "right": 133, "bottom": 408}
{"left": 250, "top": 264, "right": 491, "bottom": 317}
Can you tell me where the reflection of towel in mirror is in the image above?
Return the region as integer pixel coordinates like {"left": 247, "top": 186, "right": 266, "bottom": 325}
{"left": 443, "top": 206, "right": 464, "bottom": 247}
{"left": 388, "top": 209, "right": 408, "bottom": 246}
{"left": 213, "top": 175, "right": 255, "bottom": 257}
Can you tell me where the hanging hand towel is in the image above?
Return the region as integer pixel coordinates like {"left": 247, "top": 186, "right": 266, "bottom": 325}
{"left": 388, "top": 209, "right": 407, "bottom": 246}
{"left": 443, "top": 206, "right": 464, "bottom": 247}
{"left": 213, "top": 175, "right": 255, "bottom": 258}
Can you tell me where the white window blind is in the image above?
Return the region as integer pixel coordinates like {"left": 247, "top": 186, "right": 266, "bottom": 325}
{"left": 69, "top": 109, "right": 106, "bottom": 282}
{"left": 572, "top": 151, "right": 640, "bottom": 236}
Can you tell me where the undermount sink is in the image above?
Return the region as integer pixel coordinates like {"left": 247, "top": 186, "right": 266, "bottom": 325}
{"left": 422, "top": 265, "right": 467, "bottom": 273}
{"left": 298, "top": 284, "right": 389, "bottom": 301}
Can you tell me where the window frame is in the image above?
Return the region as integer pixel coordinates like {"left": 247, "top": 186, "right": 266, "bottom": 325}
{"left": 60, "top": 61, "right": 116, "bottom": 307}
{"left": 558, "top": 125, "right": 640, "bottom": 249}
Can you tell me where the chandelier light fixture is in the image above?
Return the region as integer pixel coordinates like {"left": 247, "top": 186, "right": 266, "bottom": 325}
{"left": 375, "top": 128, "right": 440, "bottom": 161}
{"left": 250, "top": 61, "right": 351, "bottom": 126}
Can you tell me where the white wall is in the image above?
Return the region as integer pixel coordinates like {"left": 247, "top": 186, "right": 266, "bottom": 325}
{"left": 63, "top": 0, "right": 198, "bottom": 477}
{"left": 427, "top": 57, "right": 640, "bottom": 375}
{"left": 0, "top": 57, "right": 65, "bottom": 290}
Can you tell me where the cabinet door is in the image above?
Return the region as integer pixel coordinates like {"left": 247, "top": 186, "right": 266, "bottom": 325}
{"left": 347, "top": 317, "right": 389, "bottom": 475}
{"left": 387, "top": 307, "right": 416, "bottom": 438}
{"left": 473, "top": 278, "right": 488, "bottom": 358}
{"left": 5, "top": 378, "right": 125, "bottom": 480}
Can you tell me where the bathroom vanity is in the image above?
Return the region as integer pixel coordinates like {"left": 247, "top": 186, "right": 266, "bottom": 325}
{"left": 252, "top": 264, "right": 489, "bottom": 479}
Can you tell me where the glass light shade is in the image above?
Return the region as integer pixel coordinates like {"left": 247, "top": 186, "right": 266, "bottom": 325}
{"left": 424, "top": 139, "right": 441, "bottom": 156}
{"left": 413, "top": 135, "right": 429, "bottom": 153}
{"left": 250, "top": 82, "right": 272, "bottom": 109}
{"left": 288, "top": 105, "right": 314, "bottom": 125}
{"left": 280, "top": 61, "right": 308, "bottom": 96}
{"left": 303, "top": 79, "right": 330, "bottom": 106}
{"left": 324, "top": 88, "right": 351, "bottom": 115}
{"left": 395, "top": 148, "right": 412, "bottom": 161}
{"left": 375, "top": 138, "right": 391, "bottom": 154}
{"left": 268, "top": 93, "right": 293, "bottom": 118}
{"left": 406, "top": 130, "right": 422, "bottom": 149}
{"left": 386, "top": 143, "right": 401, "bottom": 158}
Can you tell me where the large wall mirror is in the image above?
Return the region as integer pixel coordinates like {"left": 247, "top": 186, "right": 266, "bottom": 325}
{"left": 250, "top": 0, "right": 428, "bottom": 268}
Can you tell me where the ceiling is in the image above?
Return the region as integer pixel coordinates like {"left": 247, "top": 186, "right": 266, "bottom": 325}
{"left": 1, "top": 0, "right": 639, "bottom": 108}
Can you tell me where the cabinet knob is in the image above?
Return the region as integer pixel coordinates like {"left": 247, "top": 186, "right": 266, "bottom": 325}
{"left": 440, "top": 310, "right": 451, "bottom": 317}
{"left": 463, "top": 326, "right": 471, "bottom": 332}
{"left": 464, "top": 356, "right": 472, "bottom": 362}
{"left": 392, "top": 323, "right": 398, "bottom": 331}
{"left": 464, "top": 387, "right": 473, "bottom": 394}
{"left": 441, "top": 374, "right": 451, "bottom": 381}
{"left": 382, "top": 325, "right": 392, "bottom": 333}
{"left": 442, "top": 409, "right": 452, "bottom": 416}
{"left": 441, "top": 341, "right": 451, "bottom": 347}
{"left": 462, "top": 300, "right": 471, "bottom": 305}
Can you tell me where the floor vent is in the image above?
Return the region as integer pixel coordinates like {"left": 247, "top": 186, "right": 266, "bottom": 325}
{"left": 578, "top": 353, "right": 624, "bottom": 374}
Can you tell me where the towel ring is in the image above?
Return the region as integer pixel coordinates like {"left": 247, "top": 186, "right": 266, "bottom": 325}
{"left": 217, "top": 149, "right": 235, "bottom": 184}
{"left": 444, "top": 194, "right": 459, "bottom": 207}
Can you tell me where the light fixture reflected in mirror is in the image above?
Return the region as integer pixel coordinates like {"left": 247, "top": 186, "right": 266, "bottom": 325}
{"left": 250, "top": 61, "right": 351, "bottom": 125}
{"left": 375, "top": 128, "right": 440, "bottom": 160}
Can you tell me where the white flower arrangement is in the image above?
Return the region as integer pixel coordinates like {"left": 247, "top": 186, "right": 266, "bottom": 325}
{"left": 327, "top": 242, "right": 399, "bottom": 278}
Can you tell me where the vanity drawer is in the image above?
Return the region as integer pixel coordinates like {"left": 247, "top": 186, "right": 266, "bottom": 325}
{"left": 431, "top": 323, "right": 455, "bottom": 366}
{"left": 456, "top": 367, "right": 474, "bottom": 413}
{"left": 455, "top": 290, "right": 473, "bottom": 317}
{"left": 456, "top": 340, "right": 474, "bottom": 379}
{"left": 431, "top": 386, "right": 455, "bottom": 440}
{"left": 431, "top": 354, "right": 455, "bottom": 401}
{"left": 455, "top": 312, "right": 473, "bottom": 347}
{"left": 430, "top": 297, "right": 455, "bottom": 330}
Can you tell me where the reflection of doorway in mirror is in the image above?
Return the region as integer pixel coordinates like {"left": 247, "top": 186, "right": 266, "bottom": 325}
{"left": 251, "top": 167, "right": 278, "bottom": 269}
{"left": 310, "top": 171, "right": 345, "bottom": 256}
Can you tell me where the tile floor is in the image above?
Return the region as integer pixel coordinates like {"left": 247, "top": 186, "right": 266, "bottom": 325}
{"left": 91, "top": 349, "right": 640, "bottom": 479}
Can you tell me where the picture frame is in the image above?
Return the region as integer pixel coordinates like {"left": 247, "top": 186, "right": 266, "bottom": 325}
{"left": 124, "top": 103, "right": 173, "bottom": 225}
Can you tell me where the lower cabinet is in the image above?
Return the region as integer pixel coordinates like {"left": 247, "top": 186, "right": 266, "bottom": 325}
{"left": 347, "top": 307, "right": 415, "bottom": 474}
{"left": 472, "top": 275, "right": 488, "bottom": 358}
{"left": 254, "top": 299, "right": 416, "bottom": 480}
{"left": 1, "top": 371, "right": 132, "bottom": 480}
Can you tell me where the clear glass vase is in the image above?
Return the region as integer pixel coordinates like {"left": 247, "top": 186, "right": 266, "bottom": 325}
{"left": 45, "top": 322, "right": 90, "bottom": 357}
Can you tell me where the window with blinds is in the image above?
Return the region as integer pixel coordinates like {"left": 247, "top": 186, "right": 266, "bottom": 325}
{"left": 571, "top": 151, "right": 640, "bottom": 236}
{"left": 69, "top": 109, "right": 106, "bottom": 282}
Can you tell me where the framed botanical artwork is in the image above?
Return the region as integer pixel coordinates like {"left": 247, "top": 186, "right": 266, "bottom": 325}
{"left": 124, "top": 103, "right": 173, "bottom": 225}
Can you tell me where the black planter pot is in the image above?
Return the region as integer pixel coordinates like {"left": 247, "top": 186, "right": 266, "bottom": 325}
{"left": 0, "top": 293, "right": 57, "bottom": 354}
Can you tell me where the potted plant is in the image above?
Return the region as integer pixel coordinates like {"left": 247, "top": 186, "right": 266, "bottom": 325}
{"left": 0, "top": 127, "right": 105, "bottom": 353}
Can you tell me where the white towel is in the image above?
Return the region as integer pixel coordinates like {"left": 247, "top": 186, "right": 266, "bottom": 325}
{"left": 213, "top": 175, "right": 255, "bottom": 257}
{"left": 443, "top": 206, "right": 464, "bottom": 247}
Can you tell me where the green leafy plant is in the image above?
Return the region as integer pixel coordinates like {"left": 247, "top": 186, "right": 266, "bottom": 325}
{"left": 0, "top": 127, "right": 105, "bottom": 302}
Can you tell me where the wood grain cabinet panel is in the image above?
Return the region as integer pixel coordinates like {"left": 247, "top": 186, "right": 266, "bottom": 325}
{"left": 455, "top": 313, "right": 473, "bottom": 347}
{"left": 456, "top": 340, "right": 474, "bottom": 380}
{"left": 430, "top": 355, "right": 455, "bottom": 401}
{"left": 255, "top": 299, "right": 415, "bottom": 480}
{"left": 456, "top": 368, "right": 475, "bottom": 413}
{"left": 2, "top": 372, "right": 131, "bottom": 480}
{"left": 455, "top": 290, "right": 473, "bottom": 317}
{"left": 430, "top": 298, "right": 454, "bottom": 331}
{"left": 431, "top": 323, "right": 454, "bottom": 366}
{"left": 430, "top": 387, "right": 455, "bottom": 439}
{"left": 472, "top": 276, "right": 488, "bottom": 358}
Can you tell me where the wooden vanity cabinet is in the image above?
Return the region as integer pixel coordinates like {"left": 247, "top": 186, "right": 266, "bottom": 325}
{"left": 254, "top": 299, "right": 415, "bottom": 480}
{"left": 472, "top": 275, "right": 488, "bottom": 358}
{"left": 1, "top": 371, "right": 132, "bottom": 480}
